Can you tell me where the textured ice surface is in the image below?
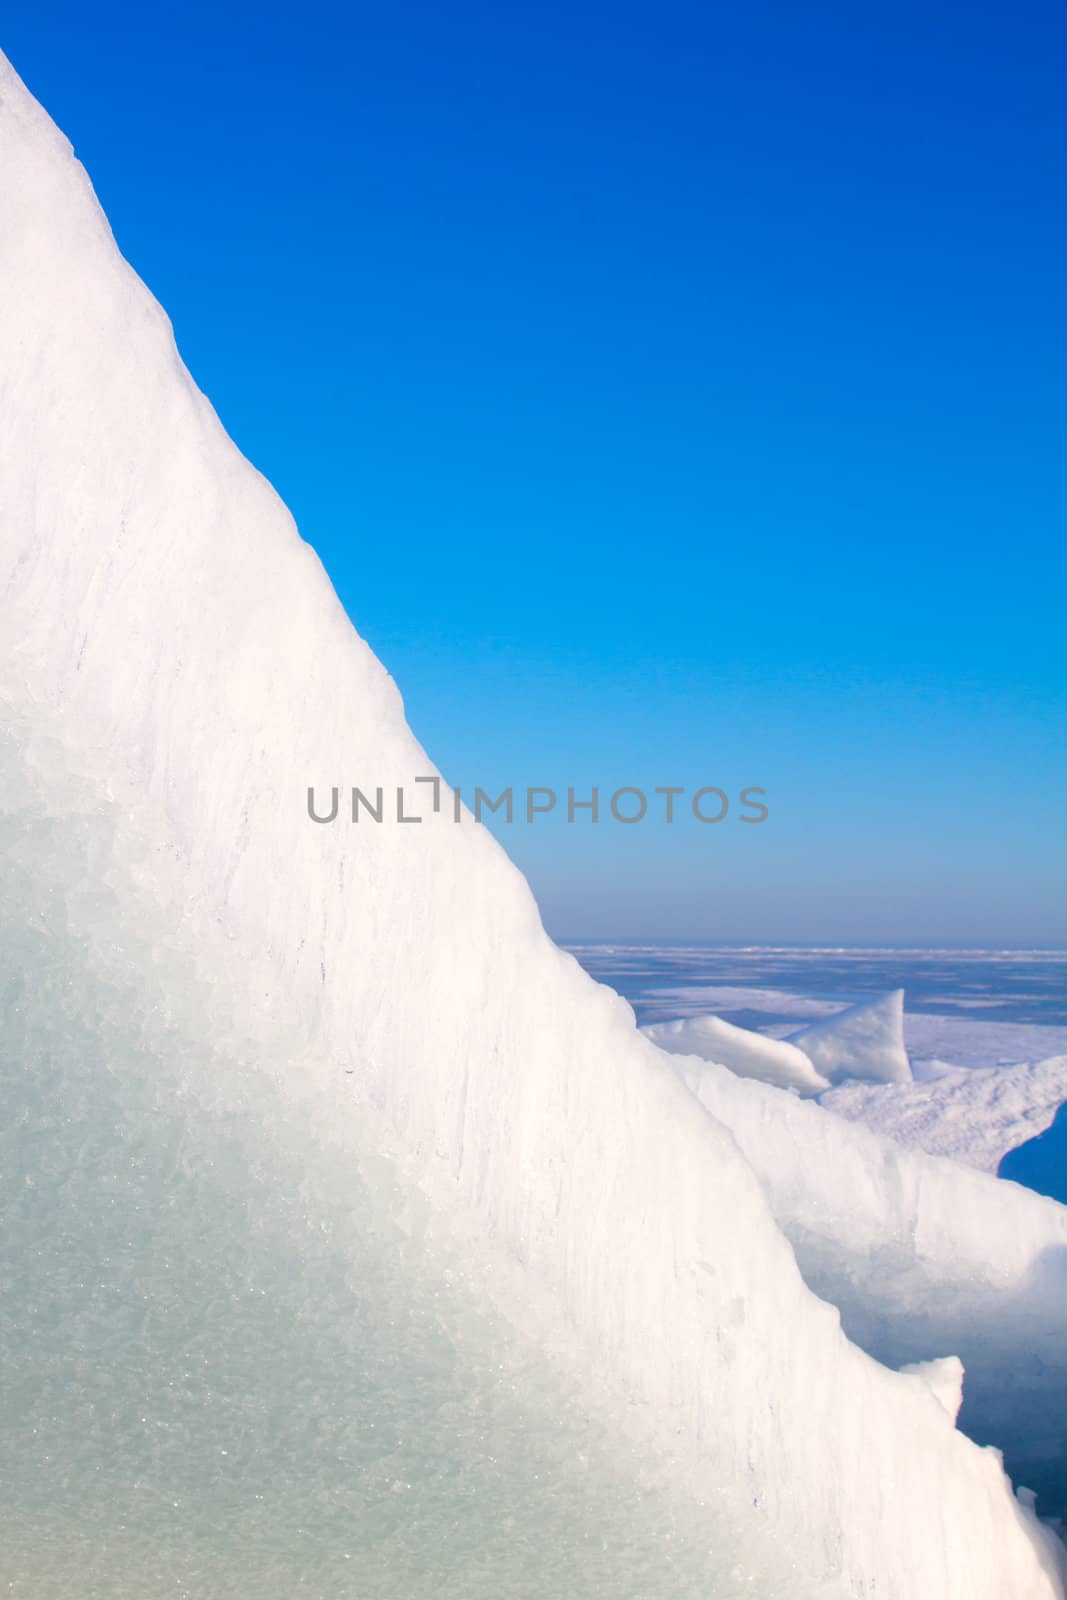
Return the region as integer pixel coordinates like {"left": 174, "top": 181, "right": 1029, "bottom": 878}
{"left": 0, "top": 741, "right": 770, "bottom": 1600}
{"left": 1, "top": 47, "right": 1065, "bottom": 1600}
{"left": 899, "top": 1357, "right": 965, "bottom": 1422}
{"left": 823, "top": 1055, "right": 1067, "bottom": 1172}
{"left": 684, "top": 1062, "right": 1067, "bottom": 1514}
{"left": 642, "top": 1013, "right": 830, "bottom": 1094}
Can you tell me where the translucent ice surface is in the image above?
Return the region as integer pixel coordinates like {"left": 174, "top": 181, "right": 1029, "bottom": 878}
{"left": 0, "top": 743, "right": 772, "bottom": 1600}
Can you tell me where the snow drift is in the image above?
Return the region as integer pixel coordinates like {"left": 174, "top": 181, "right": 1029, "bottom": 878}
{"left": 822, "top": 1054, "right": 1067, "bottom": 1172}
{"left": 1, "top": 50, "right": 1064, "bottom": 1599}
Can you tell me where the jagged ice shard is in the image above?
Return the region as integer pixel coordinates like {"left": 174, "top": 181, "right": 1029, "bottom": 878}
{"left": 1, "top": 52, "right": 1065, "bottom": 1599}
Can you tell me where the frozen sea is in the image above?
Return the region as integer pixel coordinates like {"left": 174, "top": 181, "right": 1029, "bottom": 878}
{"left": 566, "top": 946, "right": 1067, "bottom": 1069}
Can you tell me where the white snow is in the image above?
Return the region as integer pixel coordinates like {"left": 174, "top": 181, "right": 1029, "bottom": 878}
{"left": 899, "top": 1356, "right": 965, "bottom": 1423}
{"left": 642, "top": 1013, "right": 830, "bottom": 1094}
{"left": 2, "top": 48, "right": 1065, "bottom": 1600}
{"left": 894, "top": 1013, "right": 1067, "bottom": 1071}
{"left": 789, "top": 989, "right": 913, "bottom": 1084}
{"left": 822, "top": 1055, "right": 1067, "bottom": 1171}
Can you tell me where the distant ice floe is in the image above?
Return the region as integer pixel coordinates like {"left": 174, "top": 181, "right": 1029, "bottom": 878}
{"left": 789, "top": 988, "right": 912, "bottom": 1085}
{"left": 597, "top": 955, "right": 1067, "bottom": 1067}
{"left": 640, "top": 988, "right": 912, "bottom": 1093}
{"left": 642, "top": 1012, "right": 830, "bottom": 1095}
{"left": 640, "top": 987, "right": 1067, "bottom": 1176}
{"left": 903, "top": 1014, "right": 1067, "bottom": 1070}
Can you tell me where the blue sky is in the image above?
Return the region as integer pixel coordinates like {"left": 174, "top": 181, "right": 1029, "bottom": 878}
{"left": 6, "top": 2, "right": 1065, "bottom": 943}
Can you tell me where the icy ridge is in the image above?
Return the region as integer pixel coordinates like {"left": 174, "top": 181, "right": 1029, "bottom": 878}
{"left": 684, "top": 1061, "right": 1067, "bottom": 1511}
{"left": 0, "top": 49, "right": 1063, "bottom": 1598}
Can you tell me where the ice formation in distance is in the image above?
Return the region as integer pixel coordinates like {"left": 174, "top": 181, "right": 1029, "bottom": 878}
{"left": 788, "top": 988, "right": 913, "bottom": 1084}
{"left": 1, "top": 49, "right": 1065, "bottom": 1600}
{"left": 642, "top": 1012, "right": 830, "bottom": 1095}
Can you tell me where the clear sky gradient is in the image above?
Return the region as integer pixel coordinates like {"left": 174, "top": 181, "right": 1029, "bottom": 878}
{"left": 5, "top": 2, "right": 1065, "bottom": 943}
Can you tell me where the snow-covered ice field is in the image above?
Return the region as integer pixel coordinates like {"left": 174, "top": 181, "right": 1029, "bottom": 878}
{"left": 568, "top": 946, "right": 1067, "bottom": 1040}
{"left": 569, "top": 946, "right": 1067, "bottom": 1172}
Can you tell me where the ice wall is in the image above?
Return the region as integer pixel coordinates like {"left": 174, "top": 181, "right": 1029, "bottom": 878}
{"left": 1, "top": 49, "right": 1064, "bottom": 1599}
{"left": 683, "top": 1062, "right": 1067, "bottom": 1513}
{"left": 0, "top": 735, "right": 776, "bottom": 1600}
